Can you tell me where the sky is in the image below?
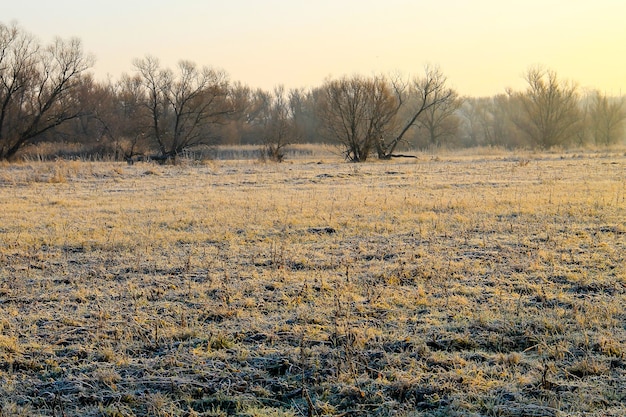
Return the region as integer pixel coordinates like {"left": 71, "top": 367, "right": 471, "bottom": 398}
{"left": 4, "top": 0, "right": 625, "bottom": 97}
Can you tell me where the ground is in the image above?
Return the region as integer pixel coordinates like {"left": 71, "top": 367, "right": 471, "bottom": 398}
{"left": 0, "top": 150, "right": 624, "bottom": 416}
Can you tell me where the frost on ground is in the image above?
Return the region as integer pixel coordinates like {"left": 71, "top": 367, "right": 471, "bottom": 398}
{"left": 0, "top": 152, "right": 624, "bottom": 416}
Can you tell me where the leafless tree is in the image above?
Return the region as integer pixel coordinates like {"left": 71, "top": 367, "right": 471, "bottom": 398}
{"left": 458, "top": 98, "right": 485, "bottom": 147}
{"left": 508, "top": 66, "right": 580, "bottom": 148}
{"left": 255, "top": 85, "right": 301, "bottom": 162}
{"left": 316, "top": 67, "right": 457, "bottom": 162}
{"left": 133, "top": 56, "right": 234, "bottom": 161}
{"left": 80, "top": 73, "right": 153, "bottom": 160}
{"left": 415, "top": 92, "right": 461, "bottom": 147}
{"left": 0, "top": 22, "right": 94, "bottom": 160}
{"left": 484, "top": 94, "right": 521, "bottom": 147}
{"left": 376, "top": 66, "right": 457, "bottom": 158}
{"left": 459, "top": 95, "right": 522, "bottom": 148}
{"left": 48, "top": 74, "right": 116, "bottom": 156}
{"left": 317, "top": 74, "right": 399, "bottom": 162}
{"left": 588, "top": 91, "right": 626, "bottom": 146}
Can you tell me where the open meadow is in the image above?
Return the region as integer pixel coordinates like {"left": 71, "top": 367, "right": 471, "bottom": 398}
{"left": 0, "top": 150, "right": 625, "bottom": 416}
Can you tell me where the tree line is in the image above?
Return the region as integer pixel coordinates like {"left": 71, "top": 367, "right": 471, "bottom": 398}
{"left": 1, "top": 22, "right": 625, "bottom": 162}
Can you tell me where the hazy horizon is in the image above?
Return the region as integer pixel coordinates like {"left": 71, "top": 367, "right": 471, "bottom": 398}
{"left": 4, "top": 0, "right": 625, "bottom": 96}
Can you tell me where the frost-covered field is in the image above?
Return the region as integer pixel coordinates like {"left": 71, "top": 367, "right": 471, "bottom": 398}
{"left": 0, "top": 151, "right": 624, "bottom": 416}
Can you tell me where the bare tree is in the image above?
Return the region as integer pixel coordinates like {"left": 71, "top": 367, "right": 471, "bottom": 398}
{"left": 508, "top": 66, "right": 580, "bottom": 148}
{"left": 376, "top": 66, "right": 457, "bottom": 158}
{"left": 460, "top": 95, "right": 522, "bottom": 148}
{"left": 317, "top": 74, "right": 398, "bottom": 162}
{"left": 458, "top": 97, "right": 487, "bottom": 147}
{"left": 588, "top": 91, "right": 626, "bottom": 146}
{"left": 484, "top": 94, "right": 521, "bottom": 147}
{"left": 79, "top": 73, "right": 153, "bottom": 161}
{"left": 316, "top": 67, "right": 457, "bottom": 162}
{"left": 0, "top": 22, "right": 94, "bottom": 160}
{"left": 475, "top": 94, "right": 524, "bottom": 148}
{"left": 416, "top": 93, "right": 461, "bottom": 147}
{"left": 133, "top": 56, "right": 234, "bottom": 161}
{"left": 256, "top": 85, "right": 301, "bottom": 162}
{"left": 49, "top": 74, "right": 118, "bottom": 156}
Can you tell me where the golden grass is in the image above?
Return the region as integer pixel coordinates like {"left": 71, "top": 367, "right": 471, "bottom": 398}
{"left": 0, "top": 150, "right": 625, "bottom": 416}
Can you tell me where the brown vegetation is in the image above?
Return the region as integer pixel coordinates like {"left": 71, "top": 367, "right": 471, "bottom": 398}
{"left": 0, "top": 149, "right": 625, "bottom": 416}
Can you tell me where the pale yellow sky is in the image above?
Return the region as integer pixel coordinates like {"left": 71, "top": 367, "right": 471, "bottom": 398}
{"left": 4, "top": 0, "right": 626, "bottom": 96}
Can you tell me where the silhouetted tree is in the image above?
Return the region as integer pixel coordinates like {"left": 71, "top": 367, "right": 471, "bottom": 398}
{"left": 317, "top": 74, "right": 398, "bottom": 162}
{"left": 133, "top": 56, "right": 235, "bottom": 161}
{"left": 376, "top": 66, "right": 457, "bottom": 158}
{"left": 0, "top": 22, "right": 94, "bottom": 160}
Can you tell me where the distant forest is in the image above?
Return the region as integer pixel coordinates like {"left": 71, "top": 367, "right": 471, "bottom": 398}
{"left": 1, "top": 22, "right": 625, "bottom": 162}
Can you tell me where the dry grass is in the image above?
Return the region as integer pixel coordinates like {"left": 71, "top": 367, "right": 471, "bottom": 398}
{"left": 0, "top": 150, "right": 624, "bottom": 416}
